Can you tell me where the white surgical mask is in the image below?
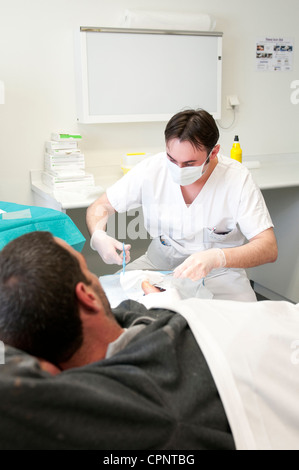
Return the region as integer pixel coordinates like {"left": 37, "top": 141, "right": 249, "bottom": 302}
{"left": 166, "top": 153, "right": 211, "bottom": 186}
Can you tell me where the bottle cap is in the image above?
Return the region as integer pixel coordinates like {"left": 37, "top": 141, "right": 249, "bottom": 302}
{"left": 234, "top": 135, "right": 239, "bottom": 141}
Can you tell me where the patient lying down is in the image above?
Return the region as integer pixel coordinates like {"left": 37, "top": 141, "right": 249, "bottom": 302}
{"left": 0, "top": 232, "right": 235, "bottom": 450}
{"left": 0, "top": 232, "right": 299, "bottom": 451}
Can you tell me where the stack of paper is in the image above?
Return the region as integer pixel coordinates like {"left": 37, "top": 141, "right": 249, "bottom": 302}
{"left": 42, "top": 133, "right": 95, "bottom": 190}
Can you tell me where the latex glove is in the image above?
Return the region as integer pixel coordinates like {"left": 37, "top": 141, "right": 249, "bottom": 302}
{"left": 173, "top": 248, "right": 226, "bottom": 281}
{"left": 90, "top": 229, "right": 131, "bottom": 265}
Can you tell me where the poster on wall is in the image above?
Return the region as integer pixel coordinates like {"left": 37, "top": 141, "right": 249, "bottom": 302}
{"left": 256, "top": 37, "right": 293, "bottom": 71}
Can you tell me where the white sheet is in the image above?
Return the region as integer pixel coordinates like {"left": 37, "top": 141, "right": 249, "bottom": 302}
{"left": 159, "top": 297, "right": 299, "bottom": 450}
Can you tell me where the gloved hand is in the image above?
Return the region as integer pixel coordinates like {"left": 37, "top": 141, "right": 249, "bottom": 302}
{"left": 90, "top": 229, "right": 131, "bottom": 265}
{"left": 173, "top": 248, "right": 226, "bottom": 281}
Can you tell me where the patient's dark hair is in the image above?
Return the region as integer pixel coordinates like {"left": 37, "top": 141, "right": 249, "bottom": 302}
{"left": 0, "top": 231, "right": 89, "bottom": 364}
{"left": 164, "top": 108, "right": 219, "bottom": 154}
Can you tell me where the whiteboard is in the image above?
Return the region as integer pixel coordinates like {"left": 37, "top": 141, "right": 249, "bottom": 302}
{"left": 76, "top": 27, "right": 223, "bottom": 123}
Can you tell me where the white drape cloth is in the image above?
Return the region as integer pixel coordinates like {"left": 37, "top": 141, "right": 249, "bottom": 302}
{"left": 140, "top": 295, "right": 299, "bottom": 450}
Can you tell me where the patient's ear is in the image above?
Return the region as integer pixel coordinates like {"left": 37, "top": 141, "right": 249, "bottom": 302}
{"left": 75, "top": 282, "right": 99, "bottom": 312}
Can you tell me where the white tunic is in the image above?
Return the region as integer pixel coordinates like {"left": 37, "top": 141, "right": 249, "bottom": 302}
{"left": 107, "top": 152, "right": 273, "bottom": 254}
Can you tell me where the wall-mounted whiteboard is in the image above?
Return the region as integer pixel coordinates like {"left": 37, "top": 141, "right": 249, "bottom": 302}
{"left": 75, "top": 27, "right": 223, "bottom": 123}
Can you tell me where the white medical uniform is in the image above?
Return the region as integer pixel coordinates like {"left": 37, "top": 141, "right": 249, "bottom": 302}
{"left": 107, "top": 152, "right": 274, "bottom": 301}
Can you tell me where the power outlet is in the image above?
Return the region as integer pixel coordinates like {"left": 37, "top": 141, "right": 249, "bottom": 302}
{"left": 226, "top": 96, "right": 233, "bottom": 110}
{"left": 226, "top": 95, "right": 240, "bottom": 110}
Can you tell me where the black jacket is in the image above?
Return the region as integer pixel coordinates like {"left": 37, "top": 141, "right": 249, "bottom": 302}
{"left": 0, "top": 300, "right": 235, "bottom": 450}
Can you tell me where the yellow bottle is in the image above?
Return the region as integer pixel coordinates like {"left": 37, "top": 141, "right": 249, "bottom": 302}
{"left": 230, "top": 135, "right": 242, "bottom": 163}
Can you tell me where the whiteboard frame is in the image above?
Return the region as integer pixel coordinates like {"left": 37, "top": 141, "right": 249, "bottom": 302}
{"left": 75, "top": 27, "right": 223, "bottom": 124}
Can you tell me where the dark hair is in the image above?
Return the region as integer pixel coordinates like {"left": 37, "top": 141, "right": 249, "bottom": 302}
{"left": 0, "top": 231, "right": 89, "bottom": 363}
{"left": 164, "top": 108, "right": 219, "bottom": 153}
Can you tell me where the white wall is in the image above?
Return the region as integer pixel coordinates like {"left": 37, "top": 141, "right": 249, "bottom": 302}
{"left": 1, "top": 0, "right": 299, "bottom": 205}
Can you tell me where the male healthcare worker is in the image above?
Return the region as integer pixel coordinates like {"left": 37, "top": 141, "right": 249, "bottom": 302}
{"left": 86, "top": 109, "right": 278, "bottom": 301}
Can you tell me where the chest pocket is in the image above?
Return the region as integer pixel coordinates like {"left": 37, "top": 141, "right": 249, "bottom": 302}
{"left": 203, "top": 227, "right": 244, "bottom": 247}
